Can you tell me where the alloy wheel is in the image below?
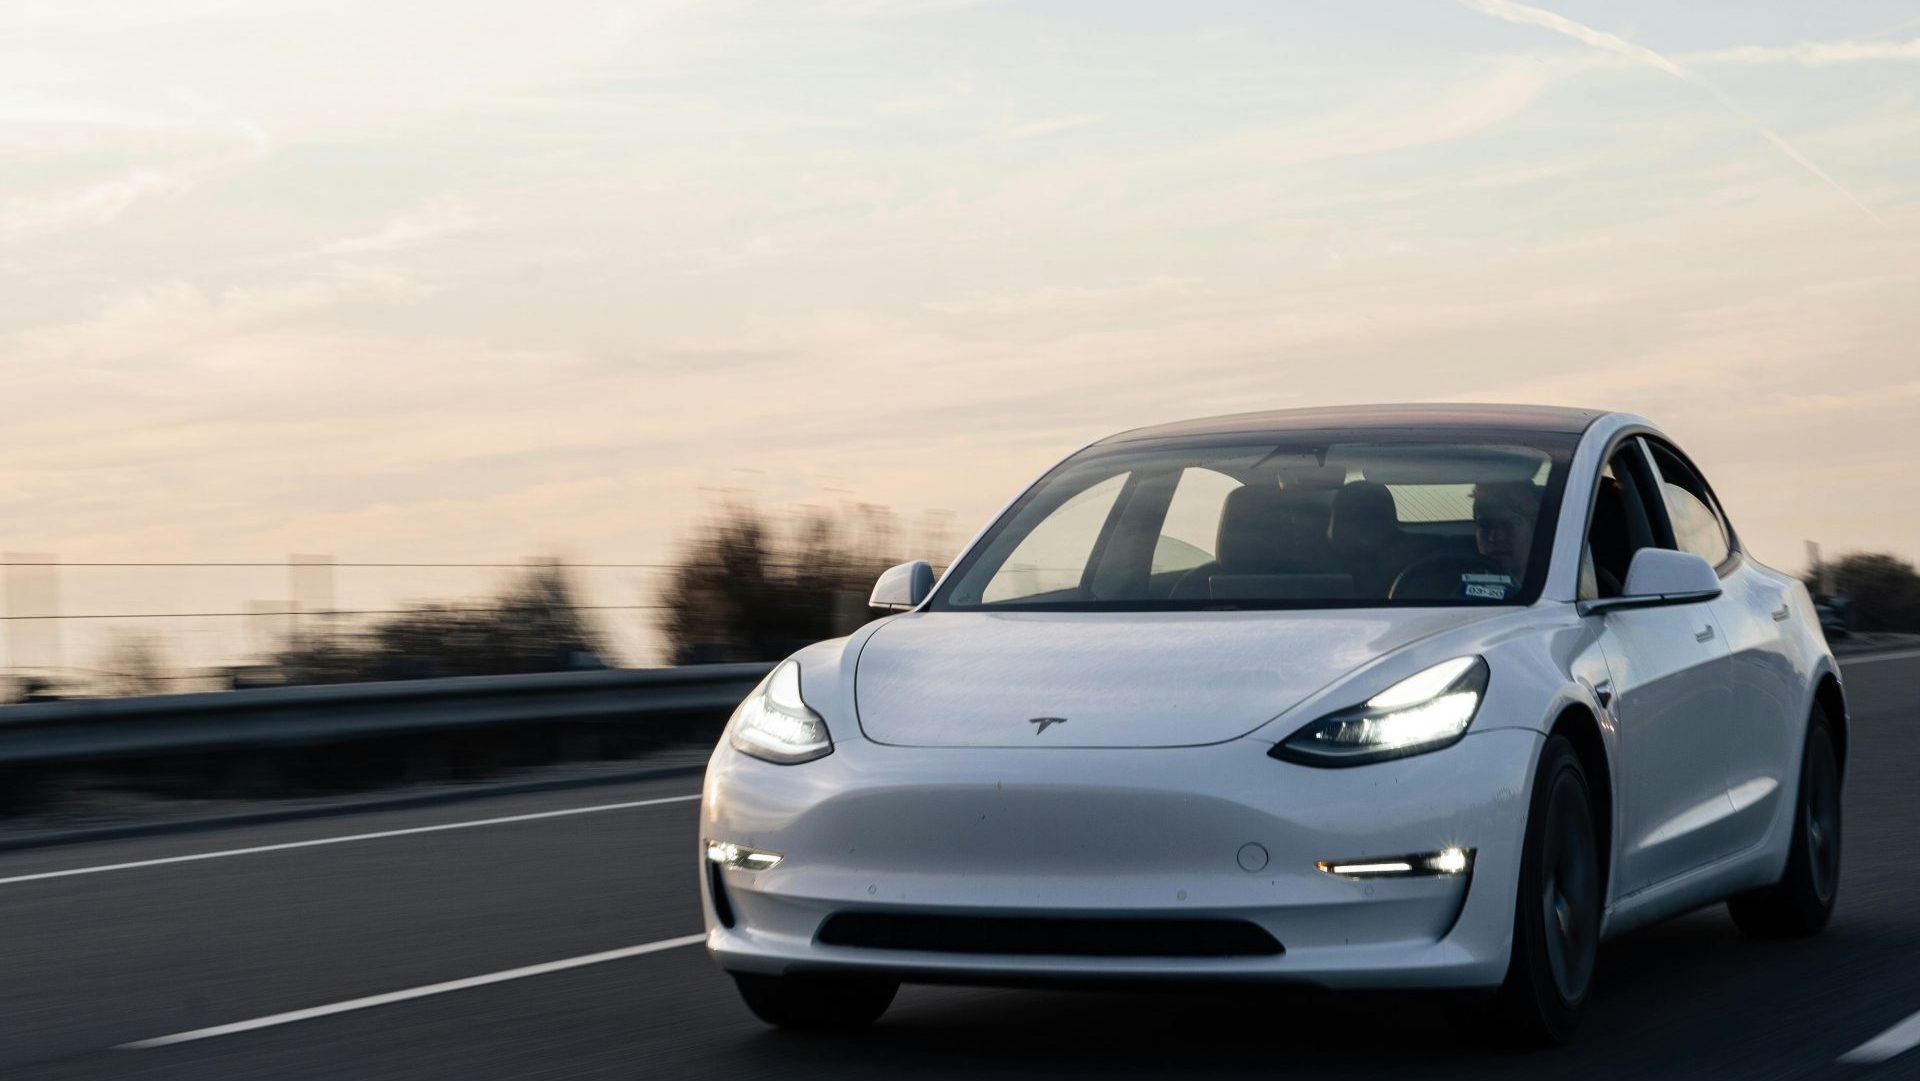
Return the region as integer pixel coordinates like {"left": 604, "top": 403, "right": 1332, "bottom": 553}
{"left": 1805, "top": 732, "right": 1841, "bottom": 905}
{"left": 1540, "top": 772, "right": 1599, "bottom": 1003}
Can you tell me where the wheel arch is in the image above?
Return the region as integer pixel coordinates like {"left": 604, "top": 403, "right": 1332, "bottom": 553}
{"left": 1812, "top": 670, "right": 1849, "bottom": 781}
{"left": 1546, "top": 703, "right": 1615, "bottom": 904}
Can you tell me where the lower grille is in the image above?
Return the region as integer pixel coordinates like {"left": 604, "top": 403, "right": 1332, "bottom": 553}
{"left": 816, "top": 912, "right": 1282, "bottom": 958}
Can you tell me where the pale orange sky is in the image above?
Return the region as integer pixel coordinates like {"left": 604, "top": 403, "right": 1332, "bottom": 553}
{"left": 4, "top": 0, "right": 1918, "bottom": 672}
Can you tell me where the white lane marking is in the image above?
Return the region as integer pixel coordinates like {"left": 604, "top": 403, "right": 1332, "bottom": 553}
{"left": 0, "top": 793, "right": 700, "bottom": 888}
{"left": 1839, "top": 1007, "right": 1920, "bottom": 1065}
{"left": 1839, "top": 647, "right": 1920, "bottom": 666}
{"left": 118, "top": 933, "right": 708, "bottom": 1049}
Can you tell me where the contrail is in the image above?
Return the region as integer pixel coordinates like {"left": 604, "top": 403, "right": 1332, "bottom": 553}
{"left": 1457, "top": 0, "right": 1877, "bottom": 219}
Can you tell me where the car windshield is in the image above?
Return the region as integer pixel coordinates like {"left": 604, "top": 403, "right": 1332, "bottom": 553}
{"left": 933, "top": 432, "right": 1575, "bottom": 611}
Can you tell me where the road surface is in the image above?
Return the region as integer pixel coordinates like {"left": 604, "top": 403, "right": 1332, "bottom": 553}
{"left": 5, "top": 650, "right": 1919, "bottom": 1079}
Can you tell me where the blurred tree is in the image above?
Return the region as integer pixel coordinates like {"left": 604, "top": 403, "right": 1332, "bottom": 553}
{"left": 1825, "top": 552, "right": 1920, "bottom": 632}
{"left": 659, "top": 503, "right": 928, "bottom": 664}
{"left": 101, "top": 629, "right": 169, "bottom": 697}
{"left": 272, "top": 561, "right": 606, "bottom": 684}
{"left": 2, "top": 675, "right": 57, "bottom": 704}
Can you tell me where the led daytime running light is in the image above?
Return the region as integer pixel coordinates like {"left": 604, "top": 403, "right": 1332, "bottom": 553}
{"left": 1316, "top": 847, "right": 1474, "bottom": 878}
{"left": 706, "top": 839, "right": 784, "bottom": 871}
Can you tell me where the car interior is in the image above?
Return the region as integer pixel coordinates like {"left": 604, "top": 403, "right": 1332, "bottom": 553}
{"left": 1584, "top": 451, "right": 1662, "bottom": 599}
{"left": 1164, "top": 480, "right": 1483, "bottom": 601}
{"left": 954, "top": 442, "right": 1568, "bottom": 608}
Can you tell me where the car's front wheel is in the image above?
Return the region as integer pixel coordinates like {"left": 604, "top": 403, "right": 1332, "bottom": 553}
{"left": 1493, "top": 733, "right": 1601, "bottom": 1045}
{"left": 1728, "top": 703, "right": 1841, "bottom": 937}
{"left": 732, "top": 972, "right": 898, "bottom": 1030}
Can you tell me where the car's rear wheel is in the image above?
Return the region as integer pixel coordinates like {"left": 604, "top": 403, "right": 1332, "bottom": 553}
{"left": 1728, "top": 705, "right": 1841, "bottom": 938}
{"left": 1492, "top": 734, "right": 1600, "bottom": 1046}
{"left": 732, "top": 972, "right": 898, "bottom": 1030}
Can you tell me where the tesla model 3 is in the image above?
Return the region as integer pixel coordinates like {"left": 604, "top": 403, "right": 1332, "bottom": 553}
{"left": 698, "top": 404, "right": 1846, "bottom": 1043}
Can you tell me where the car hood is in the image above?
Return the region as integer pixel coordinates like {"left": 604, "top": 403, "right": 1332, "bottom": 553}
{"left": 853, "top": 609, "right": 1503, "bottom": 748}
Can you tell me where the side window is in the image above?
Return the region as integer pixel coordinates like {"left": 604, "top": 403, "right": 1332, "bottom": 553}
{"left": 1583, "top": 453, "right": 1662, "bottom": 599}
{"left": 981, "top": 473, "right": 1128, "bottom": 603}
{"left": 1153, "top": 468, "right": 1240, "bottom": 575}
{"left": 1646, "top": 443, "right": 1732, "bottom": 567}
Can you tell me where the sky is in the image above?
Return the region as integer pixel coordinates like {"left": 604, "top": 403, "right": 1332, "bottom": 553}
{"left": 3, "top": 0, "right": 1918, "bottom": 671}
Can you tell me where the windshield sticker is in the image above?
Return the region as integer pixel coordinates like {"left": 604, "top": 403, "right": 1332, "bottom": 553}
{"left": 1462, "top": 580, "right": 1509, "bottom": 600}
{"left": 1460, "top": 573, "right": 1515, "bottom": 585}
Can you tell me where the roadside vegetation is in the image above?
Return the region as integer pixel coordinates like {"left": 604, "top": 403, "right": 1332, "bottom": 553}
{"left": 13, "top": 536, "right": 1911, "bottom": 706}
{"left": 656, "top": 503, "right": 932, "bottom": 664}
{"left": 270, "top": 561, "right": 605, "bottom": 684}
{"left": 1814, "top": 551, "right": 1920, "bottom": 633}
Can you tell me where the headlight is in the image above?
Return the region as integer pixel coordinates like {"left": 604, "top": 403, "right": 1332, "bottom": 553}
{"left": 728, "top": 660, "right": 832, "bottom": 765}
{"left": 1271, "top": 656, "right": 1488, "bottom": 767}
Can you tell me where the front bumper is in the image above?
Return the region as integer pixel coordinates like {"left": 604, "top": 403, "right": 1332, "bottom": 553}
{"left": 699, "top": 727, "right": 1543, "bottom": 990}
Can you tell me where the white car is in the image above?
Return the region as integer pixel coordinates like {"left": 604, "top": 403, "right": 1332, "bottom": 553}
{"left": 699, "top": 404, "right": 1846, "bottom": 1043}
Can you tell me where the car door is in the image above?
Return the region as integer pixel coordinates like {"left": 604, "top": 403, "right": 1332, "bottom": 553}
{"left": 1644, "top": 439, "right": 1798, "bottom": 855}
{"left": 1581, "top": 440, "right": 1739, "bottom": 896}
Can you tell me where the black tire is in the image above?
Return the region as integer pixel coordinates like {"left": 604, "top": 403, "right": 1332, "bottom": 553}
{"left": 1493, "top": 734, "right": 1601, "bottom": 1046}
{"left": 1727, "top": 706, "right": 1841, "bottom": 938}
{"left": 732, "top": 972, "right": 898, "bottom": 1030}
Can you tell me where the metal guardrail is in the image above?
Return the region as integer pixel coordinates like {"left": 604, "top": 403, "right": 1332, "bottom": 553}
{"left": 5, "top": 633, "right": 1914, "bottom": 769}
{"left": 0, "top": 664, "right": 772, "bottom": 765}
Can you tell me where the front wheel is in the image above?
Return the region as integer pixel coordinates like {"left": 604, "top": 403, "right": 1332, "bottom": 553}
{"left": 1492, "top": 734, "right": 1601, "bottom": 1045}
{"left": 1728, "top": 705, "right": 1841, "bottom": 937}
{"left": 732, "top": 972, "right": 898, "bottom": 1030}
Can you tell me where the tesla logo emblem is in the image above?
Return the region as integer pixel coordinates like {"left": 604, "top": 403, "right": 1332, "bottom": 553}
{"left": 1029, "top": 717, "right": 1067, "bottom": 735}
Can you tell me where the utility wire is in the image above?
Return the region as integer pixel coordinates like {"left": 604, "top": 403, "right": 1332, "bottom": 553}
{"left": 0, "top": 568, "right": 679, "bottom": 576}
{"left": 0, "top": 605, "right": 667, "bottom": 621}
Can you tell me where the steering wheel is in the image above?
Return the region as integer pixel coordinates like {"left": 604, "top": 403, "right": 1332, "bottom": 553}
{"left": 1389, "top": 552, "right": 1511, "bottom": 601}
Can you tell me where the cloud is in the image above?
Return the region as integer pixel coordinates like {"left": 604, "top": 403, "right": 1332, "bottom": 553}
{"left": 1239, "top": 60, "right": 1552, "bottom": 169}
{"left": 1457, "top": 0, "right": 1685, "bottom": 75}
{"left": 925, "top": 277, "right": 1200, "bottom": 316}
{"left": 0, "top": 0, "right": 327, "bottom": 33}
{"left": 1007, "top": 114, "right": 1103, "bottom": 139}
{"left": 296, "top": 199, "right": 482, "bottom": 261}
{"left": 0, "top": 167, "right": 192, "bottom": 238}
{"left": 1454, "top": 0, "right": 1876, "bottom": 218}
{"left": 0, "top": 106, "right": 267, "bottom": 237}
{"left": 874, "top": 88, "right": 969, "bottom": 117}
{"left": 819, "top": 0, "right": 1003, "bottom": 17}
{"left": 1682, "top": 37, "right": 1920, "bottom": 66}
{"left": 5, "top": 272, "right": 425, "bottom": 371}
{"left": 1460, "top": 154, "right": 1605, "bottom": 189}
{"left": 681, "top": 234, "right": 785, "bottom": 276}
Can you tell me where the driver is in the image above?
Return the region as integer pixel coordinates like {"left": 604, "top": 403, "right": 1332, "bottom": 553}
{"left": 1471, "top": 481, "right": 1542, "bottom": 582}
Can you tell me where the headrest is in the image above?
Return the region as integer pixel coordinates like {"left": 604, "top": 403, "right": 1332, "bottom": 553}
{"left": 1216, "top": 486, "right": 1326, "bottom": 572}
{"left": 1327, "top": 481, "right": 1399, "bottom": 548}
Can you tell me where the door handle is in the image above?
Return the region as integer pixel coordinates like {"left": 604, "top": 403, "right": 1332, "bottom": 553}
{"left": 1772, "top": 604, "right": 1791, "bottom": 622}
{"left": 1695, "top": 625, "right": 1715, "bottom": 643}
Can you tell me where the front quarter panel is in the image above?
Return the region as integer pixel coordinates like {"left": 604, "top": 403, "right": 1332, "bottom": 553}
{"left": 1240, "top": 603, "right": 1624, "bottom": 914}
{"left": 1240, "top": 606, "right": 1603, "bottom": 744}
{"left": 701, "top": 618, "right": 891, "bottom": 820}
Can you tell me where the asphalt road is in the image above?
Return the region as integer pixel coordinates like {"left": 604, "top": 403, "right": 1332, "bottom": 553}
{"left": 5, "top": 650, "right": 1919, "bottom": 1080}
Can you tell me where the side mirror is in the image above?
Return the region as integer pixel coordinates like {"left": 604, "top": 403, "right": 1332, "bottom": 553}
{"left": 1581, "top": 549, "right": 1721, "bottom": 615}
{"left": 1622, "top": 548, "right": 1721, "bottom": 598}
{"left": 870, "top": 560, "right": 935, "bottom": 611}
